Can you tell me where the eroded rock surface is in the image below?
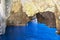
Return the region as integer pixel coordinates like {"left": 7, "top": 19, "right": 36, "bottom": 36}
{"left": 36, "top": 11, "right": 56, "bottom": 27}
{"left": 7, "top": 0, "right": 29, "bottom": 26}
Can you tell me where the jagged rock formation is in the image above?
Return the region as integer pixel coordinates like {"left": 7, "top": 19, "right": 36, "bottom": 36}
{"left": 36, "top": 11, "right": 56, "bottom": 28}
{"left": 7, "top": 0, "right": 30, "bottom": 26}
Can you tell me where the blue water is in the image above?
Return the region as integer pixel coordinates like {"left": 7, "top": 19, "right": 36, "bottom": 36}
{"left": 0, "top": 20, "right": 60, "bottom": 40}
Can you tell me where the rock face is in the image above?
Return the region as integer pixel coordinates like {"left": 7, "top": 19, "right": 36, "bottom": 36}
{"left": 7, "top": 0, "right": 30, "bottom": 26}
{"left": 0, "top": 0, "right": 7, "bottom": 35}
{"left": 21, "top": 0, "right": 55, "bottom": 17}
{"left": 36, "top": 11, "right": 56, "bottom": 28}
{"left": 7, "top": 11, "right": 29, "bottom": 26}
{"left": 54, "top": 4, "right": 60, "bottom": 34}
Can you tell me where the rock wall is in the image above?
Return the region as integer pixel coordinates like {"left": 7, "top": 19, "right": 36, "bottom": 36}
{"left": 7, "top": 0, "right": 29, "bottom": 26}
{"left": 7, "top": 0, "right": 60, "bottom": 33}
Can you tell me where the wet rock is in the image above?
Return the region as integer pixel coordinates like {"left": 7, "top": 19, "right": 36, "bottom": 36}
{"left": 36, "top": 11, "right": 56, "bottom": 27}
